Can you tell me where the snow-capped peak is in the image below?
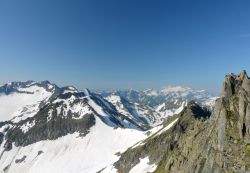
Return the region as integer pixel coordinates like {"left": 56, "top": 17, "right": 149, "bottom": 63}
{"left": 143, "top": 89, "right": 158, "bottom": 96}
{"left": 144, "top": 86, "right": 194, "bottom": 97}
{"left": 0, "top": 80, "right": 58, "bottom": 95}
{"left": 160, "top": 86, "right": 191, "bottom": 94}
{"left": 0, "top": 81, "right": 80, "bottom": 123}
{"left": 0, "top": 81, "right": 56, "bottom": 122}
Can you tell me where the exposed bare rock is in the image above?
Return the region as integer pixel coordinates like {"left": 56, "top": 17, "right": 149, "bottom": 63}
{"left": 113, "top": 71, "right": 250, "bottom": 173}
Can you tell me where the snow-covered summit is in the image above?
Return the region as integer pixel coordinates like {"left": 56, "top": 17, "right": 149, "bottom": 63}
{"left": 0, "top": 80, "right": 83, "bottom": 121}
{"left": 144, "top": 86, "right": 213, "bottom": 98}
{"left": 0, "top": 81, "right": 57, "bottom": 95}
{"left": 160, "top": 86, "right": 190, "bottom": 93}
{"left": 0, "top": 81, "right": 58, "bottom": 122}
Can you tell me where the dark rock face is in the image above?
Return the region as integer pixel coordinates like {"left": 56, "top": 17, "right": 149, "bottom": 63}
{"left": 0, "top": 92, "right": 98, "bottom": 153}
{"left": 0, "top": 133, "right": 3, "bottom": 145}
{"left": 15, "top": 156, "right": 27, "bottom": 164}
{"left": 2, "top": 97, "right": 96, "bottom": 148}
{"left": 114, "top": 71, "right": 250, "bottom": 173}
{"left": 5, "top": 113, "right": 96, "bottom": 147}
{"left": 3, "top": 140, "right": 12, "bottom": 151}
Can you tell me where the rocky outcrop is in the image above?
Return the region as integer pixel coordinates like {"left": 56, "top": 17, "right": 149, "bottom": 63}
{"left": 114, "top": 101, "right": 211, "bottom": 173}
{"left": 114, "top": 71, "right": 250, "bottom": 173}
{"left": 156, "top": 71, "right": 250, "bottom": 173}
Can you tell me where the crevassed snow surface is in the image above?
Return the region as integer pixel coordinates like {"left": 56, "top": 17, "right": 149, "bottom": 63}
{"left": 0, "top": 86, "right": 52, "bottom": 122}
{"left": 0, "top": 116, "right": 146, "bottom": 173}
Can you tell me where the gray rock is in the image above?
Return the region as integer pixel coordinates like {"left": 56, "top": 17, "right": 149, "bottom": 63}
{"left": 113, "top": 71, "right": 250, "bottom": 173}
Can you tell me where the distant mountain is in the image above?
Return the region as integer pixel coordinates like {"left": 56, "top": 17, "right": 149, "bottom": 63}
{"left": 0, "top": 81, "right": 77, "bottom": 122}
{"left": 100, "top": 86, "right": 217, "bottom": 126}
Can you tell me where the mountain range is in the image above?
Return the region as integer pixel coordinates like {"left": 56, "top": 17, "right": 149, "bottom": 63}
{"left": 1, "top": 72, "right": 248, "bottom": 173}
{"left": 99, "top": 87, "right": 217, "bottom": 126}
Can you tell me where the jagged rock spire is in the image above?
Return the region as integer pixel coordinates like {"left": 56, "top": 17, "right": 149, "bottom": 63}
{"left": 220, "top": 71, "right": 250, "bottom": 140}
{"left": 221, "top": 70, "right": 250, "bottom": 99}
{"left": 239, "top": 70, "right": 247, "bottom": 80}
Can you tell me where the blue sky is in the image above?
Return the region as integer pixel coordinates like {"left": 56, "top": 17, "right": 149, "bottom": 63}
{"left": 0, "top": 0, "right": 250, "bottom": 93}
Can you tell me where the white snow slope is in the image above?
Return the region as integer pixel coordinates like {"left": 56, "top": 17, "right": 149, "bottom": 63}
{"left": 0, "top": 85, "right": 53, "bottom": 122}
{"left": 0, "top": 116, "right": 146, "bottom": 173}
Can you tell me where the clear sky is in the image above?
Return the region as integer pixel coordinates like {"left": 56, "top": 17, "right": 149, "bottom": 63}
{"left": 0, "top": 0, "right": 250, "bottom": 94}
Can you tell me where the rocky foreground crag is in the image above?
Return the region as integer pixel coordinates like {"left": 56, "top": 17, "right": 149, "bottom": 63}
{"left": 114, "top": 71, "right": 250, "bottom": 173}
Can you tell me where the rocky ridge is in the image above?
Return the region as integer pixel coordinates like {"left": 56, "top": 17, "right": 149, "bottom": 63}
{"left": 109, "top": 71, "right": 250, "bottom": 173}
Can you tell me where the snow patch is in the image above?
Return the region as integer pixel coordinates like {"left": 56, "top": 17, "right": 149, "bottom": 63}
{"left": 129, "top": 157, "right": 157, "bottom": 173}
{"left": 20, "top": 120, "right": 36, "bottom": 133}
{"left": 47, "top": 109, "right": 53, "bottom": 122}
{"left": 156, "top": 118, "right": 179, "bottom": 136}
{"left": 156, "top": 103, "right": 165, "bottom": 112}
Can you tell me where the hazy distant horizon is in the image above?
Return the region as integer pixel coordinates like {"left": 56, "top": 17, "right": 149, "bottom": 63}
{"left": 0, "top": 78, "right": 223, "bottom": 95}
